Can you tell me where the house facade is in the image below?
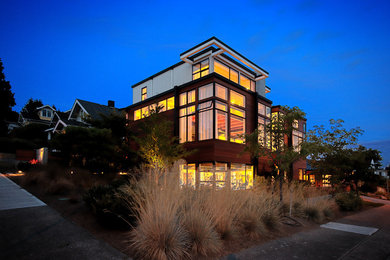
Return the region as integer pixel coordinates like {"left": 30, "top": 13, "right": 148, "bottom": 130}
{"left": 125, "top": 37, "right": 306, "bottom": 190}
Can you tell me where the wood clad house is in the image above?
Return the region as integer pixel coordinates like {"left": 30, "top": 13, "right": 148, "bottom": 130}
{"left": 125, "top": 37, "right": 306, "bottom": 190}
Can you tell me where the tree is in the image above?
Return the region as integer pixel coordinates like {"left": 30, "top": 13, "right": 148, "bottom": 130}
{"left": 21, "top": 98, "right": 43, "bottom": 119}
{"left": 242, "top": 106, "right": 307, "bottom": 201}
{"left": 50, "top": 126, "right": 117, "bottom": 172}
{"left": 0, "top": 59, "right": 16, "bottom": 136}
{"left": 133, "top": 106, "right": 191, "bottom": 177}
{"left": 305, "top": 119, "right": 365, "bottom": 189}
{"left": 88, "top": 111, "right": 137, "bottom": 171}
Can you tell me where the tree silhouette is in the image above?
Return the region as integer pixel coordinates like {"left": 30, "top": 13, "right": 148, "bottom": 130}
{"left": 0, "top": 59, "right": 16, "bottom": 136}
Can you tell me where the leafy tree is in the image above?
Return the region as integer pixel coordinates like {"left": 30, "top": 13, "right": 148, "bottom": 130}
{"left": 242, "top": 106, "right": 307, "bottom": 201}
{"left": 306, "top": 119, "right": 365, "bottom": 188}
{"left": 9, "top": 123, "right": 48, "bottom": 148}
{"left": 88, "top": 111, "right": 137, "bottom": 171}
{"left": 0, "top": 59, "right": 16, "bottom": 136}
{"left": 50, "top": 126, "right": 117, "bottom": 172}
{"left": 133, "top": 106, "right": 191, "bottom": 175}
{"left": 21, "top": 98, "right": 43, "bottom": 119}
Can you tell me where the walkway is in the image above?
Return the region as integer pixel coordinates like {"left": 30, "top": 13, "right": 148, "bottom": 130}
{"left": 225, "top": 198, "right": 390, "bottom": 260}
{"left": 0, "top": 174, "right": 130, "bottom": 259}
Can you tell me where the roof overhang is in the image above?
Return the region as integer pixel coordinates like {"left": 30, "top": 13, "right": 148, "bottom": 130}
{"left": 180, "top": 37, "right": 269, "bottom": 78}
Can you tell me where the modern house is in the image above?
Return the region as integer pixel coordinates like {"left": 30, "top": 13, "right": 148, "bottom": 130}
{"left": 125, "top": 37, "right": 307, "bottom": 190}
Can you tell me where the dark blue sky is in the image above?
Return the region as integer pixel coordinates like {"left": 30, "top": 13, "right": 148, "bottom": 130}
{"left": 1, "top": 0, "right": 390, "bottom": 165}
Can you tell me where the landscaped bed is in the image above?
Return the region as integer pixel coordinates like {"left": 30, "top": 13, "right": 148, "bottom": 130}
{"left": 6, "top": 164, "right": 383, "bottom": 259}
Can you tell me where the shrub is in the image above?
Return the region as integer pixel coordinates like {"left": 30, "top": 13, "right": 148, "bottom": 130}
{"left": 83, "top": 177, "right": 134, "bottom": 229}
{"left": 335, "top": 192, "right": 362, "bottom": 211}
{"left": 304, "top": 206, "right": 321, "bottom": 222}
{"left": 46, "top": 178, "right": 75, "bottom": 195}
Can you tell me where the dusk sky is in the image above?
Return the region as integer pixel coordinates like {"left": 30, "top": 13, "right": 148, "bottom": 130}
{"left": 1, "top": 0, "right": 389, "bottom": 165}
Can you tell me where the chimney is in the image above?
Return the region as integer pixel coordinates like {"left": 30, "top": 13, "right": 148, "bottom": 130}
{"left": 108, "top": 100, "right": 115, "bottom": 108}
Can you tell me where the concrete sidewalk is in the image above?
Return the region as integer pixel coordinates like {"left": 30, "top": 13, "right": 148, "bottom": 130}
{"left": 225, "top": 200, "right": 390, "bottom": 260}
{"left": 0, "top": 174, "right": 130, "bottom": 259}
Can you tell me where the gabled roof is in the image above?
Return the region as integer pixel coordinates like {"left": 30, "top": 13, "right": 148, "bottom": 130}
{"left": 68, "top": 99, "right": 115, "bottom": 121}
{"left": 36, "top": 105, "right": 56, "bottom": 111}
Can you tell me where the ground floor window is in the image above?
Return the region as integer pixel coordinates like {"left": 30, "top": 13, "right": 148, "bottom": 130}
{"left": 322, "top": 174, "right": 331, "bottom": 187}
{"left": 180, "top": 163, "right": 196, "bottom": 188}
{"left": 179, "top": 162, "right": 253, "bottom": 190}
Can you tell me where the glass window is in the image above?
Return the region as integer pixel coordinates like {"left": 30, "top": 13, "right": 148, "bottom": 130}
{"left": 230, "top": 107, "right": 245, "bottom": 118}
{"left": 293, "top": 120, "right": 298, "bottom": 128}
{"left": 214, "top": 60, "right": 230, "bottom": 79}
{"left": 199, "top": 163, "right": 214, "bottom": 187}
{"left": 231, "top": 164, "right": 253, "bottom": 190}
{"left": 188, "top": 90, "right": 196, "bottom": 104}
{"left": 230, "top": 115, "right": 245, "bottom": 143}
{"left": 215, "top": 84, "right": 227, "bottom": 100}
{"left": 198, "top": 101, "right": 213, "bottom": 111}
{"left": 179, "top": 117, "right": 187, "bottom": 143}
{"left": 230, "top": 90, "right": 245, "bottom": 107}
{"left": 215, "top": 163, "right": 227, "bottom": 189}
{"left": 266, "top": 107, "right": 271, "bottom": 118}
{"left": 179, "top": 106, "right": 196, "bottom": 143}
{"left": 230, "top": 69, "right": 239, "bottom": 84}
{"left": 258, "top": 103, "right": 265, "bottom": 116}
{"left": 215, "top": 101, "right": 227, "bottom": 111}
{"left": 240, "top": 74, "right": 251, "bottom": 90}
{"left": 167, "top": 97, "right": 175, "bottom": 110}
{"left": 141, "top": 106, "right": 149, "bottom": 118}
{"left": 215, "top": 110, "right": 227, "bottom": 140}
{"left": 180, "top": 163, "right": 196, "bottom": 188}
{"left": 188, "top": 115, "right": 195, "bottom": 142}
{"left": 250, "top": 80, "right": 256, "bottom": 92}
{"left": 141, "top": 87, "right": 147, "bottom": 101}
{"left": 158, "top": 100, "right": 166, "bottom": 112}
{"left": 134, "top": 109, "right": 141, "bottom": 121}
{"left": 199, "top": 109, "right": 213, "bottom": 141}
{"left": 192, "top": 59, "right": 209, "bottom": 80}
{"left": 179, "top": 93, "right": 187, "bottom": 106}
{"left": 198, "top": 83, "right": 213, "bottom": 100}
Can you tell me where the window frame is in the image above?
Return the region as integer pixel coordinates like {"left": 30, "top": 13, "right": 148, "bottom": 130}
{"left": 141, "top": 87, "right": 147, "bottom": 101}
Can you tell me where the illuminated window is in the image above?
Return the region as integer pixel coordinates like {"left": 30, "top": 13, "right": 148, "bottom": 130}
{"left": 179, "top": 105, "right": 196, "bottom": 143}
{"left": 293, "top": 120, "right": 298, "bottom": 129}
{"left": 180, "top": 163, "right": 196, "bottom": 188}
{"left": 180, "top": 93, "right": 187, "bottom": 106}
{"left": 258, "top": 103, "right": 265, "bottom": 116}
{"left": 309, "top": 175, "right": 315, "bottom": 185}
{"left": 167, "top": 97, "right": 175, "bottom": 110}
{"left": 198, "top": 101, "right": 213, "bottom": 141}
{"left": 215, "top": 163, "right": 227, "bottom": 189}
{"left": 230, "top": 115, "right": 245, "bottom": 143}
{"left": 141, "top": 87, "right": 147, "bottom": 101}
{"left": 298, "top": 169, "right": 304, "bottom": 180}
{"left": 292, "top": 130, "right": 304, "bottom": 152}
{"left": 192, "top": 59, "right": 209, "bottom": 80}
{"left": 199, "top": 83, "right": 213, "bottom": 100}
{"left": 214, "top": 60, "right": 239, "bottom": 84}
{"left": 141, "top": 106, "right": 149, "bottom": 118}
{"left": 188, "top": 90, "right": 196, "bottom": 103}
{"left": 258, "top": 116, "right": 266, "bottom": 145}
{"left": 134, "top": 109, "right": 141, "bottom": 120}
{"left": 215, "top": 84, "right": 227, "bottom": 100}
{"left": 322, "top": 174, "right": 331, "bottom": 187}
{"left": 199, "top": 163, "right": 214, "bottom": 188}
{"left": 231, "top": 164, "right": 253, "bottom": 190}
{"left": 230, "top": 90, "right": 245, "bottom": 107}
{"left": 239, "top": 74, "right": 255, "bottom": 92}
{"left": 230, "top": 107, "right": 245, "bottom": 117}
{"left": 215, "top": 102, "right": 227, "bottom": 141}
{"left": 158, "top": 100, "right": 166, "bottom": 112}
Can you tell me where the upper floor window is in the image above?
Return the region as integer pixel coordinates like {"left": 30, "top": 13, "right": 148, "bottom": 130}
{"left": 134, "top": 96, "right": 175, "bottom": 121}
{"left": 141, "top": 87, "right": 147, "bottom": 101}
{"left": 192, "top": 59, "right": 209, "bottom": 80}
{"left": 214, "top": 60, "right": 239, "bottom": 84}
{"left": 180, "top": 90, "right": 196, "bottom": 106}
{"left": 215, "top": 84, "right": 227, "bottom": 100}
{"left": 240, "top": 74, "right": 255, "bottom": 92}
{"left": 198, "top": 83, "right": 213, "bottom": 100}
{"left": 258, "top": 103, "right": 271, "bottom": 118}
{"left": 230, "top": 90, "right": 245, "bottom": 108}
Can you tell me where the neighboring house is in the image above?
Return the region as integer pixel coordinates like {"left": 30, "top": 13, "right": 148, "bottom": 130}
{"left": 125, "top": 37, "right": 307, "bottom": 190}
{"left": 51, "top": 99, "right": 116, "bottom": 137}
{"left": 374, "top": 168, "right": 389, "bottom": 179}
{"left": 18, "top": 105, "right": 56, "bottom": 126}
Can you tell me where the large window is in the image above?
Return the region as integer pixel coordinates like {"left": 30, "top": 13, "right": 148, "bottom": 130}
{"left": 215, "top": 101, "right": 227, "bottom": 140}
{"left": 134, "top": 96, "right": 175, "bottom": 121}
{"left": 179, "top": 90, "right": 196, "bottom": 106}
{"left": 215, "top": 163, "right": 227, "bottom": 189}
{"left": 215, "top": 83, "right": 227, "bottom": 100}
{"left": 198, "top": 101, "right": 213, "bottom": 141}
{"left": 230, "top": 90, "right": 245, "bottom": 107}
{"left": 230, "top": 106, "right": 245, "bottom": 143}
{"left": 214, "top": 60, "right": 239, "bottom": 84}
{"left": 179, "top": 106, "right": 196, "bottom": 143}
{"left": 193, "top": 59, "right": 209, "bottom": 80}
{"left": 258, "top": 103, "right": 271, "bottom": 118}
{"left": 231, "top": 164, "right": 253, "bottom": 190}
{"left": 141, "top": 87, "right": 147, "bottom": 101}
{"left": 198, "top": 83, "right": 213, "bottom": 100}
{"left": 292, "top": 130, "right": 304, "bottom": 152}
{"left": 180, "top": 163, "right": 196, "bottom": 188}
{"left": 199, "top": 163, "right": 214, "bottom": 187}
{"left": 240, "top": 74, "right": 255, "bottom": 92}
